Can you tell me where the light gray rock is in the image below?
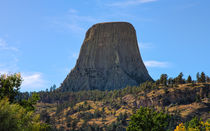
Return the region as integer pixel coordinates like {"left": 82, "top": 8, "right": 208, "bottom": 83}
{"left": 61, "top": 22, "right": 153, "bottom": 91}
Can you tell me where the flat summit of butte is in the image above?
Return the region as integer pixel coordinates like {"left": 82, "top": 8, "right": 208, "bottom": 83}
{"left": 61, "top": 22, "right": 153, "bottom": 92}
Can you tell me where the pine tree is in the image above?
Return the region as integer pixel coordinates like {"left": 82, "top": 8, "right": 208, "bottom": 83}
{"left": 196, "top": 72, "right": 201, "bottom": 83}
{"left": 207, "top": 76, "right": 210, "bottom": 83}
{"left": 160, "top": 74, "right": 168, "bottom": 86}
{"left": 187, "top": 75, "right": 192, "bottom": 83}
{"left": 175, "top": 72, "right": 184, "bottom": 84}
{"left": 168, "top": 78, "right": 174, "bottom": 85}
{"left": 200, "top": 72, "right": 206, "bottom": 83}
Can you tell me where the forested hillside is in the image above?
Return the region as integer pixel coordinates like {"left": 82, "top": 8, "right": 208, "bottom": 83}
{"left": 17, "top": 72, "right": 210, "bottom": 131}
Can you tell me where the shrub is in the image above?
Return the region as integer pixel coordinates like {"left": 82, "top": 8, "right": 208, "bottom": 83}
{"left": 127, "top": 107, "right": 170, "bottom": 131}
{"left": 0, "top": 98, "right": 50, "bottom": 131}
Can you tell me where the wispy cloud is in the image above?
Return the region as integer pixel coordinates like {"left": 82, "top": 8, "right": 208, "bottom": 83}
{"left": 0, "top": 38, "right": 19, "bottom": 75}
{"left": 0, "top": 37, "right": 47, "bottom": 92}
{"left": 21, "top": 73, "right": 48, "bottom": 92}
{"left": 0, "top": 69, "right": 48, "bottom": 92}
{"left": 144, "top": 60, "right": 170, "bottom": 68}
{"left": 52, "top": 8, "right": 100, "bottom": 34}
{"left": 107, "top": 0, "right": 157, "bottom": 7}
{"left": 0, "top": 38, "right": 18, "bottom": 51}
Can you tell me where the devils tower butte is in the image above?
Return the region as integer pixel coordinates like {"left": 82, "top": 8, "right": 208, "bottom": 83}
{"left": 61, "top": 22, "right": 153, "bottom": 92}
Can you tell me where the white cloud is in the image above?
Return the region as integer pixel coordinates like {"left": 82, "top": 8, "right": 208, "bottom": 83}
{"left": 0, "top": 71, "right": 48, "bottom": 92}
{"left": 21, "top": 73, "right": 48, "bottom": 92}
{"left": 108, "top": 0, "right": 157, "bottom": 7}
{"left": 0, "top": 38, "right": 18, "bottom": 51}
{"left": 0, "top": 37, "right": 47, "bottom": 92}
{"left": 144, "top": 60, "right": 170, "bottom": 68}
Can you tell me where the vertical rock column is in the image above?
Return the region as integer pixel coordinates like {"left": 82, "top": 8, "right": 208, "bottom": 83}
{"left": 61, "top": 22, "right": 153, "bottom": 91}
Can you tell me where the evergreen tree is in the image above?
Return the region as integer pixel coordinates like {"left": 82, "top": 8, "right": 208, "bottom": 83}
{"left": 50, "top": 84, "right": 56, "bottom": 92}
{"left": 155, "top": 79, "right": 160, "bottom": 86}
{"left": 160, "top": 74, "right": 168, "bottom": 86}
{"left": 196, "top": 72, "right": 201, "bottom": 83}
{"left": 168, "top": 78, "right": 174, "bottom": 85}
{"left": 176, "top": 72, "right": 184, "bottom": 84}
{"left": 200, "top": 72, "right": 206, "bottom": 83}
{"left": 207, "top": 76, "right": 210, "bottom": 83}
{"left": 187, "top": 75, "right": 192, "bottom": 83}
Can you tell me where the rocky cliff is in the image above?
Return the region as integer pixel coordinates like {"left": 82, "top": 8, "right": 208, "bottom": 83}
{"left": 61, "top": 22, "right": 153, "bottom": 91}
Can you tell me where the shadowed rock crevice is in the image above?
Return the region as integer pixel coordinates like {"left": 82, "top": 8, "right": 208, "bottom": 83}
{"left": 61, "top": 22, "right": 153, "bottom": 92}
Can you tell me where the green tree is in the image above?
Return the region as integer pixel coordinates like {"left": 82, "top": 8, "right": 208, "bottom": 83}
{"left": 200, "top": 72, "right": 206, "bottom": 83}
{"left": 207, "top": 76, "right": 210, "bottom": 83}
{"left": 0, "top": 73, "right": 22, "bottom": 102}
{"left": 0, "top": 73, "right": 50, "bottom": 130}
{"left": 168, "top": 77, "right": 174, "bottom": 85}
{"left": 175, "top": 72, "right": 185, "bottom": 84}
{"left": 19, "top": 93, "right": 40, "bottom": 111}
{"left": 187, "top": 75, "right": 192, "bottom": 83}
{"left": 0, "top": 98, "right": 50, "bottom": 131}
{"left": 127, "top": 107, "right": 170, "bottom": 131}
{"left": 160, "top": 74, "right": 168, "bottom": 86}
{"left": 196, "top": 72, "right": 201, "bottom": 83}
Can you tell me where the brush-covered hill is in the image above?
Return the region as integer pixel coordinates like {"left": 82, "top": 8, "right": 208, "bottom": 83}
{"left": 32, "top": 73, "right": 210, "bottom": 130}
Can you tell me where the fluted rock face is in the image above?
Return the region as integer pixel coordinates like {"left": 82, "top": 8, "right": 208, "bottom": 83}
{"left": 61, "top": 22, "right": 153, "bottom": 92}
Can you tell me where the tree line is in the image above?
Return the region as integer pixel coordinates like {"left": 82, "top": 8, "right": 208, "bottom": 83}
{"left": 157, "top": 72, "right": 210, "bottom": 86}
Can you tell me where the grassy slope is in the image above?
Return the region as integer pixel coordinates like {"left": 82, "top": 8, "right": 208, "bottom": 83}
{"left": 36, "top": 83, "right": 210, "bottom": 130}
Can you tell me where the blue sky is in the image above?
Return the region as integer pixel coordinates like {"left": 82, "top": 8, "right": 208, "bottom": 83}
{"left": 0, "top": 0, "right": 209, "bottom": 92}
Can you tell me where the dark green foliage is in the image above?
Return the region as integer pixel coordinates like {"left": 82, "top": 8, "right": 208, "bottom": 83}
{"left": 187, "top": 75, "right": 192, "bottom": 83}
{"left": 93, "top": 109, "right": 102, "bottom": 118}
{"left": 168, "top": 77, "right": 174, "bottom": 85}
{"left": 0, "top": 98, "right": 50, "bottom": 131}
{"left": 40, "top": 109, "right": 51, "bottom": 124}
{"left": 197, "top": 72, "right": 201, "bottom": 83}
{"left": 184, "top": 117, "right": 206, "bottom": 130}
{"left": 195, "top": 95, "right": 201, "bottom": 102}
{"left": 200, "top": 72, "right": 206, "bottom": 83}
{"left": 117, "top": 112, "right": 128, "bottom": 126}
{"left": 50, "top": 84, "right": 56, "bottom": 92}
{"left": 127, "top": 107, "right": 170, "bottom": 131}
{"left": 196, "top": 72, "right": 208, "bottom": 83}
{"left": 160, "top": 74, "right": 168, "bottom": 86}
{"left": 106, "top": 121, "right": 126, "bottom": 131}
{"left": 207, "top": 76, "right": 210, "bottom": 82}
{"left": 0, "top": 73, "right": 22, "bottom": 102}
{"left": 188, "top": 117, "right": 201, "bottom": 129}
{"left": 79, "top": 123, "right": 103, "bottom": 131}
{"left": 174, "top": 72, "right": 185, "bottom": 84}
{"left": 19, "top": 93, "right": 40, "bottom": 111}
{"left": 0, "top": 73, "right": 50, "bottom": 131}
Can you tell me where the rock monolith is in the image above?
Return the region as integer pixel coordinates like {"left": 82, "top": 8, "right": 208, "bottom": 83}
{"left": 61, "top": 22, "right": 153, "bottom": 91}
